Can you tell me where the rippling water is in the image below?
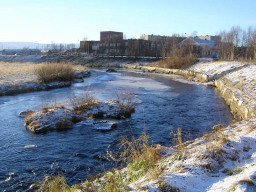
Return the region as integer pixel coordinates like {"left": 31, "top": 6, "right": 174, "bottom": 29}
{"left": 0, "top": 69, "right": 233, "bottom": 191}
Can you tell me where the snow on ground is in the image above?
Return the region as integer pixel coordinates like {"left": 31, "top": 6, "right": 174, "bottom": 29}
{"left": 189, "top": 61, "right": 248, "bottom": 79}
{"left": 223, "top": 64, "right": 256, "bottom": 106}
{"left": 0, "top": 55, "right": 42, "bottom": 63}
{"left": 129, "top": 119, "right": 256, "bottom": 192}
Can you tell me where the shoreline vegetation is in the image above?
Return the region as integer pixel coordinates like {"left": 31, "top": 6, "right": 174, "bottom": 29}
{"left": 0, "top": 62, "right": 90, "bottom": 96}
{"left": 1, "top": 56, "right": 256, "bottom": 191}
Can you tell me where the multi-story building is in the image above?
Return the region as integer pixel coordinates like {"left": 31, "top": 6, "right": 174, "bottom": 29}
{"left": 80, "top": 31, "right": 127, "bottom": 56}
{"left": 140, "top": 34, "right": 167, "bottom": 42}
{"left": 80, "top": 31, "right": 184, "bottom": 57}
{"left": 80, "top": 31, "right": 217, "bottom": 57}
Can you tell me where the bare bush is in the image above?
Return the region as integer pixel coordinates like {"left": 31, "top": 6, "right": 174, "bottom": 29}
{"left": 115, "top": 89, "right": 137, "bottom": 118}
{"left": 159, "top": 43, "right": 198, "bottom": 69}
{"left": 34, "top": 174, "right": 71, "bottom": 192}
{"left": 34, "top": 63, "right": 75, "bottom": 83}
{"left": 69, "top": 90, "right": 97, "bottom": 111}
{"left": 119, "top": 133, "right": 162, "bottom": 182}
{"left": 170, "top": 128, "right": 185, "bottom": 153}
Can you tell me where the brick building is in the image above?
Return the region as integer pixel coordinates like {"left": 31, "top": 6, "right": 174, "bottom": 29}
{"left": 80, "top": 31, "right": 185, "bottom": 57}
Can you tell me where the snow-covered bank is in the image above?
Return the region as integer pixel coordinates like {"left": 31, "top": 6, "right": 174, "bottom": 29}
{"left": 0, "top": 81, "right": 72, "bottom": 96}
{"left": 119, "top": 61, "right": 256, "bottom": 120}
{"left": 214, "top": 64, "right": 256, "bottom": 120}
{"left": 126, "top": 61, "right": 256, "bottom": 191}
{"left": 129, "top": 118, "right": 256, "bottom": 192}
{"left": 189, "top": 61, "right": 248, "bottom": 81}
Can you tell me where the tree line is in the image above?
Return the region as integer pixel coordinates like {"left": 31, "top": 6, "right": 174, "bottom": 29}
{"left": 216, "top": 26, "right": 256, "bottom": 61}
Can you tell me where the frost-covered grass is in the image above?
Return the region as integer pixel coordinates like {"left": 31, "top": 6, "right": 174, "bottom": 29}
{"left": 0, "top": 62, "right": 37, "bottom": 84}
{"left": 127, "top": 119, "right": 256, "bottom": 192}
{"left": 0, "top": 62, "right": 88, "bottom": 95}
{"left": 35, "top": 133, "right": 162, "bottom": 192}
{"left": 33, "top": 119, "right": 256, "bottom": 192}
{"left": 0, "top": 62, "right": 87, "bottom": 84}
{"left": 189, "top": 61, "right": 248, "bottom": 78}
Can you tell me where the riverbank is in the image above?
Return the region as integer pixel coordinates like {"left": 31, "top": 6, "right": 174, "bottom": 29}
{"left": 1, "top": 56, "right": 256, "bottom": 191}
{"left": 31, "top": 59, "right": 256, "bottom": 191}
{"left": 121, "top": 61, "right": 256, "bottom": 191}
{"left": 86, "top": 59, "right": 256, "bottom": 120}
{"left": 0, "top": 62, "right": 90, "bottom": 96}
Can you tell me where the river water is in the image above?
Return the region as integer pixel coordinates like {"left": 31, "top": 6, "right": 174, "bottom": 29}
{"left": 0, "top": 69, "right": 233, "bottom": 191}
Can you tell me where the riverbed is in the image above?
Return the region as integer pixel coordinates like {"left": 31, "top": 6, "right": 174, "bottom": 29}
{"left": 0, "top": 69, "right": 233, "bottom": 191}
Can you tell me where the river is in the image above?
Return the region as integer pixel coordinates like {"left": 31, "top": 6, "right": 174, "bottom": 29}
{"left": 0, "top": 69, "right": 233, "bottom": 191}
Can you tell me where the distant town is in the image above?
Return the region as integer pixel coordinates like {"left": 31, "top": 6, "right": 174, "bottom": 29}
{"left": 0, "top": 31, "right": 218, "bottom": 58}
{"left": 1, "top": 27, "right": 255, "bottom": 62}
{"left": 80, "top": 31, "right": 218, "bottom": 58}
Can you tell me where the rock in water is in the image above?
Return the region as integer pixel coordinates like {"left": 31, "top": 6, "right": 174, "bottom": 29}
{"left": 106, "top": 68, "right": 117, "bottom": 72}
{"left": 18, "top": 110, "right": 34, "bottom": 118}
{"left": 24, "top": 145, "right": 37, "bottom": 148}
{"left": 94, "top": 121, "right": 117, "bottom": 131}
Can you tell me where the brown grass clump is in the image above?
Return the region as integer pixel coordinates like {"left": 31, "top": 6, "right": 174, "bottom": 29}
{"left": 35, "top": 174, "right": 71, "bottom": 192}
{"left": 119, "top": 133, "right": 162, "bottom": 182}
{"left": 69, "top": 90, "right": 97, "bottom": 112}
{"left": 34, "top": 133, "right": 163, "bottom": 191}
{"left": 170, "top": 128, "right": 185, "bottom": 154}
{"left": 204, "top": 124, "right": 230, "bottom": 156}
{"left": 115, "top": 89, "right": 137, "bottom": 118}
{"left": 159, "top": 54, "right": 198, "bottom": 69}
{"left": 158, "top": 179, "right": 180, "bottom": 192}
{"left": 34, "top": 63, "right": 75, "bottom": 83}
{"left": 120, "top": 133, "right": 161, "bottom": 166}
{"left": 0, "top": 62, "right": 37, "bottom": 84}
{"left": 0, "top": 62, "right": 88, "bottom": 86}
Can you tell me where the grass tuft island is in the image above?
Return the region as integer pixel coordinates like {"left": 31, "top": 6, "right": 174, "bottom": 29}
{"left": 22, "top": 90, "right": 137, "bottom": 134}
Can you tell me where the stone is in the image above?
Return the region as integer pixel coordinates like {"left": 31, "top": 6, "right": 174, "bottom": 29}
{"left": 24, "top": 145, "right": 37, "bottom": 148}
{"left": 94, "top": 121, "right": 117, "bottom": 131}
{"left": 18, "top": 110, "right": 34, "bottom": 118}
{"left": 106, "top": 68, "right": 117, "bottom": 72}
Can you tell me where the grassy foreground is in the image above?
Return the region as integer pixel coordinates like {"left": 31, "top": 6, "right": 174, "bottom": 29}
{"left": 34, "top": 133, "right": 163, "bottom": 192}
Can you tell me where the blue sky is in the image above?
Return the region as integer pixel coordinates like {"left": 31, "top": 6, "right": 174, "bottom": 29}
{"left": 0, "top": 0, "right": 255, "bottom": 43}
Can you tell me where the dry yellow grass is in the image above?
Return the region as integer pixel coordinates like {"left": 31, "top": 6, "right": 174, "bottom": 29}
{"left": 0, "top": 62, "right": 88, "bottom": 85}
{"left": 0, "top": 62, "right": 37, "bottom": 84}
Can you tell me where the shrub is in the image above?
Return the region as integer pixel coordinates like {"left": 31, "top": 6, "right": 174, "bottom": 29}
{"left": 34, "top": 133, "right": 162, "bottom": 191}
{"left": 170, "top": 128, "right": 185, "bottom": 154}
{"left": 69, "top": 90, "right": 97, "bottom": 111}
{"left": 35, "top": 174, "right": 71, "bottom": 192}
{"left": 115, "top": 89, "right": 137, "bottom": 118}
{"left": 119, "top": 133, "right": 162, "bottom": 182}
{"left": 159, "top": 55, "right": 198, "bottom": 69}
{"left": 34, "top": 63, "right": 75, "bottom": 83}
{"left": 204, "top": 124, "right": 230, "bottom": 156}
